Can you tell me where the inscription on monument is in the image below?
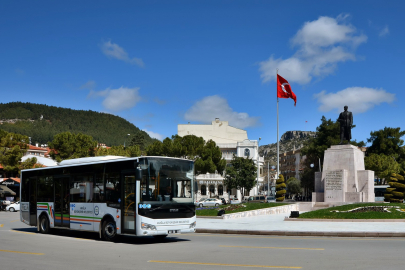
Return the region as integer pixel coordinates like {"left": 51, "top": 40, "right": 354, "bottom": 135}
{"left": 325, "top": 170, "right": 343, "bottom": 191}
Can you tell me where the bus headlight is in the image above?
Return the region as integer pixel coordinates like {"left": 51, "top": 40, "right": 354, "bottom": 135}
{"left": 189, "top": 221, "right": 196, "bottom": 229}
{"left": 141, "top": 222, "right": 156, "bottom": 230}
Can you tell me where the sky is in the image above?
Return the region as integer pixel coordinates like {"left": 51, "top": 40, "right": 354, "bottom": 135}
{"left": 0, "top": 1, "right": 404, "bottom": 146}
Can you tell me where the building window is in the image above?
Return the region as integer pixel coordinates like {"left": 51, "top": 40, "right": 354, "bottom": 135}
{"left": 201, "top": 185, "right": 206, "bottom": 195}
{"left": 218, "top": 185, "right": 223, "bottom": 195}
{"left": 244, "top": 148, "right": 250, "bottom": 158}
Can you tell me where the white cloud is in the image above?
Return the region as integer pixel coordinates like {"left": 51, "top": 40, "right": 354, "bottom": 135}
{"left": 259, "top": 15, "right": 367, "bottom": 84}
{"left": 184, "top": 95, "right": 259, "bottom": 129}
{"left": 88, "top": 86, "right": 142, "bottom": 111}
{"left": 100, "top": 40, "right": 144, "bottom": 67}
{"left": 314, "top": 87, "right": 395, "bottom": 113}
{"left": 379, "top": 25, "right": 389, "bottom": 37}
{"left": 143, "top": 129, "right": 164, "bottom": 141}
{"left": 80, "top": 80, "right": 96, "bottom": 90}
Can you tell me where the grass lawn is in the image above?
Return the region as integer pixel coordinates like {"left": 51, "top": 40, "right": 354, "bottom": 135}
{"left": 299, "top": 203, "right": 405, "bottom": 219}
{"left": 196, "top": 202, "right": 287, "bottom": 216}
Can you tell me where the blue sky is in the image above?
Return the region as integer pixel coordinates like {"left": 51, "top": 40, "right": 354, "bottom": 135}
{"left": 0, "top": 1, "right": 403, "bottom": 146}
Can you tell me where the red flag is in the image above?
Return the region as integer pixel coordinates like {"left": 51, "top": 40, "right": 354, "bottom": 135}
{"left": 277, "top": 74, "right": 296, "bottom": 106}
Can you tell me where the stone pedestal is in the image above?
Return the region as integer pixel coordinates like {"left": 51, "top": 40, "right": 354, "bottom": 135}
{"left": 312, "top": 144, "right": 374, "bottom": 203}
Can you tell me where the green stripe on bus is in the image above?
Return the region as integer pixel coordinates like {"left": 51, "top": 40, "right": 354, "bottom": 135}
{"left": 70, "top": 215, "right": 102, "bottom": 220}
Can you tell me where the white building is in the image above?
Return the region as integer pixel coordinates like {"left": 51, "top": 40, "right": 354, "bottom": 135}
{"left": 178, "top": 118, "right": 264, "bottom": 201}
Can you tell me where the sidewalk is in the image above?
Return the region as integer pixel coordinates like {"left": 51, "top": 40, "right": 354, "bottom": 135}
{"left": 195, "top": 212, "right": 405, "bottom": 237}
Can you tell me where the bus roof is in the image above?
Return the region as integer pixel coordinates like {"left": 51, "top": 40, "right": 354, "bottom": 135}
{"left": 21, "top": 155, "right": 193, "bottom": 172}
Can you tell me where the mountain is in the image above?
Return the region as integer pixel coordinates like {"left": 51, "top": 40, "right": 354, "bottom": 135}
{"left": 259, "top": 130, "right": 316, "bottom": 166}
{"left": 0, "top": 102, "right": 158, "bottom": 146}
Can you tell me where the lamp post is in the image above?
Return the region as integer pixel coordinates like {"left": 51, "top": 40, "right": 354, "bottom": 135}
{"left": 124, "top": 133, "right": 130, "bottom": 148}
{"left": 267, "top": 161, "right": 269, "bottom": 196}
{"left": 257, "top": 137, "right": 261, "bottom": 195}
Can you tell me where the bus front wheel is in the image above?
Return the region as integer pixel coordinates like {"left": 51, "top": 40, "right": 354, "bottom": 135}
{"left": 102, "top": 220, "right": 117, "bottom": 241}
{"left": 39, "top": 215, "right": 50, "bottom": 234}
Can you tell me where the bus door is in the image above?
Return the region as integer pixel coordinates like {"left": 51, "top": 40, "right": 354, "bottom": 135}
{"left": 54, "top": 177, "right": 70, "bottom": 228}
{"left": 122, "top": 174, "right": 137, "bottom": 233}
{"left": 29, "top": 177, "right": 37, "bottom": 226}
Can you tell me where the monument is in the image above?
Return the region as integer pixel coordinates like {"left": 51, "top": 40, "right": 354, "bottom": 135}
{"left": 312, "top": 106, "right": 375, "bottom": 203}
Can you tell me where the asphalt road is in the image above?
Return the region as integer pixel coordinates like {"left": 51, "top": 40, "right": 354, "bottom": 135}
{"left": 1, "top": 211, "right": 403, "bottom": 270}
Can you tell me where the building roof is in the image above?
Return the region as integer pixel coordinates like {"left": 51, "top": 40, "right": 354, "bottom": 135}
{"left": 0, "top": 185, "right": 16, "bottom": 196}
{"left": 28, "top": 145, "right": 48, "bottom": 151}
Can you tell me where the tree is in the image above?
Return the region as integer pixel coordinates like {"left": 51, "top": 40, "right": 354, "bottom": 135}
{"left": 286, "top": 177, "right": 301, "bottom": 198}
{"left": 275, "top": 174, "right": 286, "bottom": 202}
{"left": 129, "top": 132, "right": 147, "bottom": 151}
{"left": 384, "top": 172, "right": 405, "bottom": 203}
{"left": 366, "top": 127, "right": 405, "bottom": 169}
{"left": 146, "top": 135, "right": 226, "bottom": 174}
{"left": 224, "top": 155, "right": 257, "bottom": 197}
{"left": 0, "top": 130, "right": 29, "bottom": 177}
{"left": 95, "top": 145, "right": 141, "bottom": 157}
{"left": 196, "top": 139, "right": 226, "bottom": 174}
{"left": 146, "top": 141, "right": 164, "bottom": 156}
{"left": 19, "top": 157, "right": 43, "bottom": 174}
{"left": 48, "top": 132, "right": 98, "bottom": 162}
{"left": 365, "top": 153, "right": 400, "bottom": 183}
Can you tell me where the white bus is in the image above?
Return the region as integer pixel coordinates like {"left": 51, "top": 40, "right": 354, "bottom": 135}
{"left": 20, "top": 156, "right": 196, "bottom": 241}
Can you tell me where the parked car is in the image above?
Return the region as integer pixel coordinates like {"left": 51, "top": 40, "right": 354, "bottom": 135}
{"left": 247, "top": 195, "right": 267, "bottom": 203}
{"left": 230, "top": 198, "right": 241, "bottom": 204}
{"left": 6, "top": 201, "right": 20, "bottom": 212}
{"left": 194, "top": 198, "right": 207, "bottom": 206}
{"left": 1, "top": 200, "right": 11, "bottom": 211}
{"left": 196, "top": 198, "right": 222, "bottom": 207}
{"left": 266, "top": 196, "right": 276, "bottom": 202}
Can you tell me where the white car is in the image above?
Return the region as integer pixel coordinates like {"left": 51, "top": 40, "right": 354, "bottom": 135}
{"left": 230, "top": 198, "right": 241, "bottom": 204}
{"left": 6, "top": 202, "right": 20, "bottom": 212}
{"left": 196, "top": 198, "right": 222, "bottom": 207}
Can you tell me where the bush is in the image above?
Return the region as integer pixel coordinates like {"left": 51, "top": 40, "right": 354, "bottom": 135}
{"left": 276, "top": 183, "right": 286, "bottom": 189}
{"left": 275, "top": 174, "right": 286, "bottom": 202}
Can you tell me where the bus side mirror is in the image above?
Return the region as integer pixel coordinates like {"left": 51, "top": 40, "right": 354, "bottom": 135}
{"left": 194, "top": 181, "right": 198, "bottom": 192}
{"left": 135, "top": 169, "right": 142, "bottom": 181}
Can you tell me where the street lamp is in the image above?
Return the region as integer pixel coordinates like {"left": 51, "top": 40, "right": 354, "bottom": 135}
{"left": 257, "top": 137, "right": 261, "bottom": 195}
{"left": 124, "top": 133, "right": 130, "bottom": 148}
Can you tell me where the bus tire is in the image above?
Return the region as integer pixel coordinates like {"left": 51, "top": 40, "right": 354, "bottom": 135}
{"left": 153, "top": 235, "right": 167, "bottom": 240}
{"left": 102, "top": 219, "right": 117, "bottom": 241}
{"left": 39, "top": 215, "right": 50, "bottom": 234}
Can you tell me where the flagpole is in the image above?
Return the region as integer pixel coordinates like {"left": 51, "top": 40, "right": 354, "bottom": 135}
{"left": 276, "top": 69, "right": 279, "bottom": 180}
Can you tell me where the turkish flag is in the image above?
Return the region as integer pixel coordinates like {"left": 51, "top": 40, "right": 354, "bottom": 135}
{"left": 277, "top": 74, "right": 296, "bottom": 106}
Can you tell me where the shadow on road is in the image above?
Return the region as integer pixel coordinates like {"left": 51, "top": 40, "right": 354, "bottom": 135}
{"left": 11, "top": 227, "right": 191, "bottom": 245}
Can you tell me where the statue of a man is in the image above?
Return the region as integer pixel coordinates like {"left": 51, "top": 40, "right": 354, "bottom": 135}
{"left": 337, "top": 105, "right": 353, "bottom": 144}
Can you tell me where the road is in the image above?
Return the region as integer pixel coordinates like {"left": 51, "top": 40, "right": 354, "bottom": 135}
{"left": 0, "top": 211, "right": 403, "bottom": 269}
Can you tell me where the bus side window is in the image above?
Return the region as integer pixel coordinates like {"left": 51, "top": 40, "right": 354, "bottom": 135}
{"left": 94, "top": 174, "right": 105, "bottom": 202}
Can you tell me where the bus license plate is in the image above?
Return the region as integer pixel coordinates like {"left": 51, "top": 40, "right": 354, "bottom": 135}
{"left": 168, "top": 230, "right": 178, "bottom": 234}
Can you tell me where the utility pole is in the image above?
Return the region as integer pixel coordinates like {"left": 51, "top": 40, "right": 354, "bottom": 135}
{"left": 267, "top": 161, "right": 269, "bottom": 196}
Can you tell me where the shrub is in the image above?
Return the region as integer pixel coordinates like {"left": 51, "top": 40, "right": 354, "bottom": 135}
{"left": 275, "top": 174, "right": 286, "bottom": 202}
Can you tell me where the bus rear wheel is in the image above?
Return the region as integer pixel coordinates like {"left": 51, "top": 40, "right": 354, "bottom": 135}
{"left": 39, "top": 215, "right": 50, "bottom": 234}
{"left": 102, "top": 220, "right": 117, "bottom": 241}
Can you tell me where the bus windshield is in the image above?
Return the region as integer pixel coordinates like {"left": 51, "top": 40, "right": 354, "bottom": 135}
{"left": 138, "top": 158, "right": 194, "bottom": 204}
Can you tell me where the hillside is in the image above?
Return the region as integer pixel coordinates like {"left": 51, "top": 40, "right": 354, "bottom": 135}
{"left": 0, "top": 102, "right": 158, "bottom": 146}
{"left": 259, "top": 130, "right": 316, "bottom": 166}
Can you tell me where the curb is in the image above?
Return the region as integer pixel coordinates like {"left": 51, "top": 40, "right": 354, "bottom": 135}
{"left": 195, "top": 229, "right": 405, "bottom": 237}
